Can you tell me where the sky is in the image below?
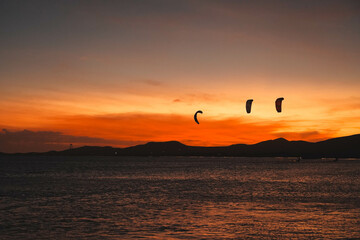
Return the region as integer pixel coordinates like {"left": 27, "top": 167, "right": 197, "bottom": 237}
{"left": 1, "top": 0, "right": 360, "bottom": 152}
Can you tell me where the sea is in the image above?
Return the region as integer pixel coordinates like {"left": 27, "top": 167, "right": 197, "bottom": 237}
{"left": 0, "top": 156, "right": 359, "bottom": 239}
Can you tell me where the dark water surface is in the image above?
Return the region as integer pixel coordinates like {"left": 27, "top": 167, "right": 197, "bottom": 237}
{"left": 0, "top": 156, "right": 359, "bottom": 239}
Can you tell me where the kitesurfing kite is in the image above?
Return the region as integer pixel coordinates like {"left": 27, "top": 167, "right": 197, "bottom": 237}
{"left": 194, "top": 110, "right": 203, "bottom": 124}
{"left": 275, "top": 97, "right": 284, "bottom": 112}
{"left": 246, "top": 99, "right": 253, "bottom": 114}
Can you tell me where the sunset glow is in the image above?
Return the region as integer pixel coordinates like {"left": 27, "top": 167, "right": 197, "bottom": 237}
{"left": 1, "top": 1, "right": 359, "bottom": 152}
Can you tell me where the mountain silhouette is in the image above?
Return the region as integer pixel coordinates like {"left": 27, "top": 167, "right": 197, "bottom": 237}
{"left": 2, "top": 134, "right": 360, "bottom": 158}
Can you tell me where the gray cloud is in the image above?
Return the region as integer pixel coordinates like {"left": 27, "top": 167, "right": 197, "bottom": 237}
{"left": 142, "top": 79, "right": 163, "bottom": 86}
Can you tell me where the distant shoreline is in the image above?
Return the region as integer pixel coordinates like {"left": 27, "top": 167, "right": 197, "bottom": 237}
{"left": 1, "top": 134, "right": 360, "bottom": 158}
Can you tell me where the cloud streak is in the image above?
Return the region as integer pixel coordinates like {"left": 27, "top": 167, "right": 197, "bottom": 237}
{"left": 41, "top": 112, "right": 337, "bottom": 146}
{"left": 0, "top": 129, "right": 144, "bottom": 153}
{"left": 0, "top": 110, "right": 341, "bottom": 153}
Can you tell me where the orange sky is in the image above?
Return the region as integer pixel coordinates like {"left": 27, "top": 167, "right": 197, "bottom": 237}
{"left": 1, "top": 1, "right": 360, "bottom": 152}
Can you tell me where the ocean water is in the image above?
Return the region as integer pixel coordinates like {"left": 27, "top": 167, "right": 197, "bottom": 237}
{"left": 0, "top": 156, "right": 359, "bottom": 239}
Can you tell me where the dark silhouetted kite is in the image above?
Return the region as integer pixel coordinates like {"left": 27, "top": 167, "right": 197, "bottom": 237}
{"left": 194, "top": 110, "right": 203, "bottom": 124}
{"left": 246, "top": 99, "right": 253, "bottom": 114}
{"left": 275, "top": 97, "right": 284, "bottom": 112}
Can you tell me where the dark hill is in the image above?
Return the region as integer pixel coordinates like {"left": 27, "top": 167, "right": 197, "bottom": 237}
{"left": 5, "top": 134, "right": 360, "bottom": 158}
{"left": 305, "top": 134, "right": 360, "bottom": 158}
{"left": 123, "top": 141, "right": 188, "bottom": 156}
